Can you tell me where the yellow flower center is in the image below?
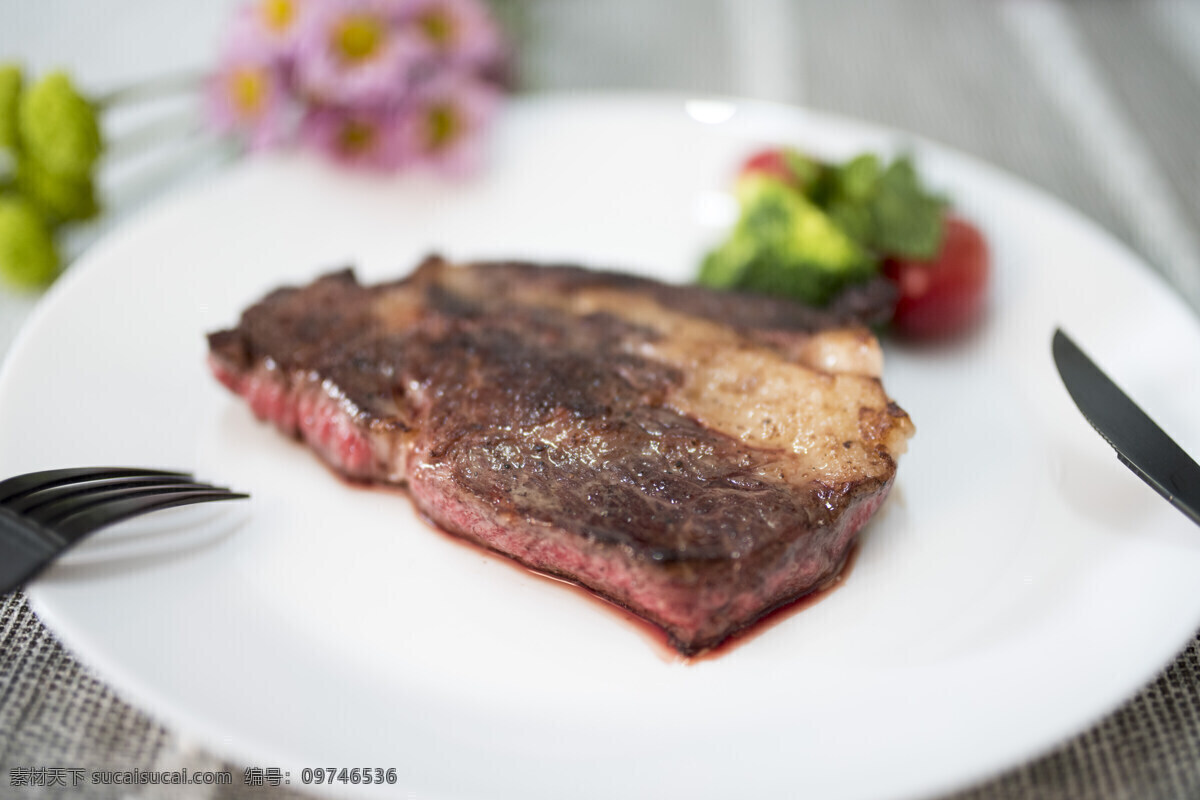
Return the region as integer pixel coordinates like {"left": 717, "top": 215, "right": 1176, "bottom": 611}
{"left": 333, "top": 14, "right": 385, "bottom": 63}
{"left": 426, "top": 105, "right": 458, "bottom": 148}
{"left": 338, "top": 120, "right": 376, "bottom": 154}
{"left": 420, "top": 11, "right": 455, "bottom": 46}
{"left": 230, "top": 68, "right": 267, "bottom": 117}
{"left": 261, "top": 0, "right": 296, "bottom": 32}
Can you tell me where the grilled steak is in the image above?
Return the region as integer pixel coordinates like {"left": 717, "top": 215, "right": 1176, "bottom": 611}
{"left": 207, "top": 256, "right": 914, "bottom": 654}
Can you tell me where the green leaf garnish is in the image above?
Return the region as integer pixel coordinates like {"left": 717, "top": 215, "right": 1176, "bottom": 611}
{"left": 869, "top": 156, "right": 945, "bottom": 258}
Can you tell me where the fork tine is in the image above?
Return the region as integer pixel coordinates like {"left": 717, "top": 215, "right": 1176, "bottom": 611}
{"left": 24, "top": 483, "right": 232, "bottom": 527}
{"left": 5, "top": 475, "right": 198, "bottom": 515}
{"left": 56, "top": 489, "right": 249, "bottom": 540}
{"left": 0, "top": 467, "right": 191, "bottom": 504}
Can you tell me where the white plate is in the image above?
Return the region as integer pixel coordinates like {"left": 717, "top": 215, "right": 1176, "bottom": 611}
{"left": 4, "top": 94, "right": 1200, "bottom": 800}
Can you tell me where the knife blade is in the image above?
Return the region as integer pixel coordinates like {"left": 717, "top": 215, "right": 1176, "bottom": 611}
{"left": 1052, "top": 328, "right": 1200, "bottom": 527}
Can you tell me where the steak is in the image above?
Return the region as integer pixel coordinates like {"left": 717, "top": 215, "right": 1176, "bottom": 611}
{"left": 207, "top": 256, "right": 914, "bottom": 654}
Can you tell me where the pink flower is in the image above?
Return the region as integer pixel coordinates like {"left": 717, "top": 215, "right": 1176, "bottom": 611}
{"left": 226, "top": 0, "right": 312, "bottom": 60}
{"left": 299, "top": 103, "right": 408, "bottom": 170}
{"left": 204, "top": 56, "right": 291, "bottom": 149}
{"left": 405, "top": 0, "right": 504, "bottom": 69}
{"left": 400, "top": 70, "right": 500, "bottom": 174}
{"left": 294, "top": 0, "right": 427, "bottom": 105}
{"left": 203, "top": 0, "right": 510, "bottom": 175}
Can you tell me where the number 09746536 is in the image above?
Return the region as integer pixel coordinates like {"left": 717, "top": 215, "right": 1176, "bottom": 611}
{"left": 300, "top": 767, "right": 398, "bottom": 785}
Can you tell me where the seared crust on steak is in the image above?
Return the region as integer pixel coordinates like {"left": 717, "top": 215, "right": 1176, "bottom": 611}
{"left": 208, "top": 256, "right": 913, "bottom": 654}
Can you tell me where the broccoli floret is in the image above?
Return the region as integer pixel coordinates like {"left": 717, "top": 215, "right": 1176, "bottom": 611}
{"left": 699, "top": 175, "right": 876, "bottom": 307}
{"left": 824, "top": 154, "right": 945, "bottom": 260}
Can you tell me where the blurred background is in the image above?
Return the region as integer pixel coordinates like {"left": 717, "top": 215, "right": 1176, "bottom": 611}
{"left": 2, "top": 1, "right": 1200, "bottom": 798}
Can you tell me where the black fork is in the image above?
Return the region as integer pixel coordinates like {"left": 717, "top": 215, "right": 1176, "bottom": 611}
{"left": 0, "top": 467, "right": 249, "bottom": 594}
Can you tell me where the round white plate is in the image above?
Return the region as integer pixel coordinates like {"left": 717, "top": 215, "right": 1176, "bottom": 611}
{"left": 3, "top": 94, "right": 1200, "bottom": 800}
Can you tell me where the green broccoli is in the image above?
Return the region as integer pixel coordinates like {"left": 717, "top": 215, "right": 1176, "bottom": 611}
{"left": 823, "top": 154, "right": 946, "bottom": 260}
{"left": 699, "top": 174, "right": 876, "bottom": 307}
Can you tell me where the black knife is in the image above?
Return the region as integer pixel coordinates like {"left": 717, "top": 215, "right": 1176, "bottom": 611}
{"left": 1052, "top": 328, "right": 1200, "bottom": 527}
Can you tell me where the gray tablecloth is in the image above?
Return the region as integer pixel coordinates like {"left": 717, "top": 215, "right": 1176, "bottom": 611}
{"left": 3, "top": 1, "right": 1200, "bottom": 797}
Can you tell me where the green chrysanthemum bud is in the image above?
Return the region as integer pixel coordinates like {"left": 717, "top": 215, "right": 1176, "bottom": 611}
{"left": 0, "top": 195, "right": 60, "bottom": 288}
{"left": 0, "top": 64, "right": 20, "bottom": 186}
{"left": 16, "top": 156, "right": 99, "bottom": 223}
{"left": 0, "top": 63, "right": 20, "bottom": 154}
{"left": 19, "top": 71, "right": 102, "bottom": 180}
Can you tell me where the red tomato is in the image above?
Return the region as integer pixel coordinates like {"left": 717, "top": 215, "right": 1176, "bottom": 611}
{"left": 883, "top": 216, "right": 990, "bottom": 340}
{"left": 740, "top": 148, "right": 796, "bottom": 184}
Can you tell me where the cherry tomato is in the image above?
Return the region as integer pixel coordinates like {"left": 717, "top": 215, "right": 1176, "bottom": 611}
{"left": 740, "top": 148, "right": 797, "bottom": 184}
{"left": 882, "top": 216, "right": 989, "bottom": 340}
